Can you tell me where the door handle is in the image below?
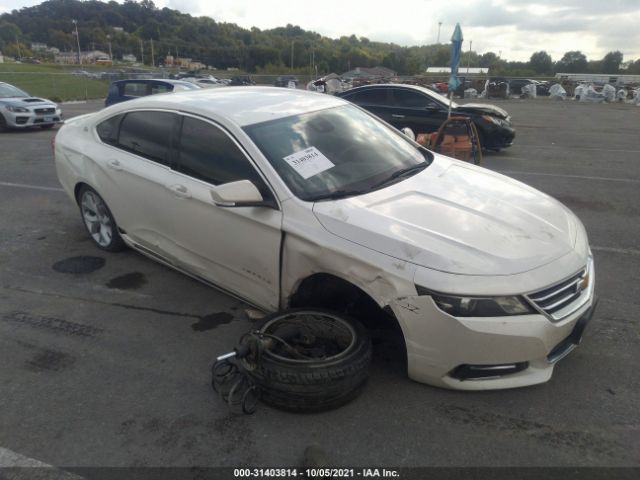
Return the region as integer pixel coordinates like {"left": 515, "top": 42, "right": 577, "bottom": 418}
{"left": 392, "top": 114, "right": 405, "bottom": 119}
{"left": 107, "top": 159, "right": 123, "bottom": 171}
{"left": 169, "top": 184, "right": 191, "bottom": 199}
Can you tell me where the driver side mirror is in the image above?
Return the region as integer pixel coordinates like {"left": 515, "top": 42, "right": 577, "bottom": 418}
{"left": 210, "top": 180, "right": 269, "bottom": 208}
{"left": 401, "top": 127, "right": 416, "bottom": 141}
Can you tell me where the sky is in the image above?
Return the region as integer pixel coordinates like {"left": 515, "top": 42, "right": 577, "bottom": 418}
{"left": 3, "top": 0, "right": 640, "bottom": 63}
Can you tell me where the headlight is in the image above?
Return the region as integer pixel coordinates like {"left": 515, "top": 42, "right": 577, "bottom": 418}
{"left": 415, "top": 286, "right": 534, "bottom": 317}
{"left": 481, "top": 115, "right": 503, "bottom": 126}
{"left": 6, "top": 105, "right": 29, "bottom": 113}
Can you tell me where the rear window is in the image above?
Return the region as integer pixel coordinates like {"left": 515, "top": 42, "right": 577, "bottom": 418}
{"left": 343, "top": 89, "right": 388, "bottom": 105}
{"left": 96, "top": 114, "right": 123, "bottom": 146}
{"left": 392, "top": 89, "right": 430, "bottom": 108}
{"left": 123, "top": 82, "right": 147, "bottom": 97}
{"left": 150, "top": 83, "right": 172, "bottom": 95}
{"left": 117, "top": 111, "right": 176, "bottom": 166}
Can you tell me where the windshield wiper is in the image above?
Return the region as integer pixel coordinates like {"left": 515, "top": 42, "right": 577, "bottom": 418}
{"left": 307, "top": 189, "right": 369, "bottom": 201}
{"left": 370, "top": 162, "right": 428, "bottom": 190}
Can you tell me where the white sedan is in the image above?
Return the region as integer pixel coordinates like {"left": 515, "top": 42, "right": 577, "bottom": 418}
{"left": 54, "top": 87, "right": 596, "bottom": 390}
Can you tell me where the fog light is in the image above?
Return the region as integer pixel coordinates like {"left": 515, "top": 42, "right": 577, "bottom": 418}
{"left": 451, "top": 362, "right": 529, "bottom": 380}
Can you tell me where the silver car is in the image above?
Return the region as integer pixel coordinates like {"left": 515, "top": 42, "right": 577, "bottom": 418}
{"left": 0, "top": 82, "right": 63, "bottom": 131}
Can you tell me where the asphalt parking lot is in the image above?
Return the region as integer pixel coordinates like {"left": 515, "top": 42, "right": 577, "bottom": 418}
{"left": 0, "top": 97, "right": 639, "bottom": 472}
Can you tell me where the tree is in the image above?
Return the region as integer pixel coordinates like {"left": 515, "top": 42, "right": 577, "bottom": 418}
{"left": 529, "top": 51, "right": 553, "bottom": 74}
{"left": 0, "top": 21, "right": 21, "bottom": 45}
{"left": 626, "top": 59, "right": 640, "bottom": 74}
{"left": 556, "top": 51, "right": 588, "bottom": 73}
{"left": 601, "top": 51, "right": 623, "bottom": 73}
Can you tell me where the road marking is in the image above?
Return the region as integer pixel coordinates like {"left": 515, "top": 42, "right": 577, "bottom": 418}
{"left": 591, "top": 246, "right": 640, "bottom": 257}
{"left": 0, "top": 181, "right": 65, "bottom": 192}
{"left": 0, "top": 447, "right": 84, "bottom": 478}
{"left": 498, "top": 170, "right": 640, "bottom": 185}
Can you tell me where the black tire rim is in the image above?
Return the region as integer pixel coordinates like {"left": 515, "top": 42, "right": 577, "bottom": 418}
{"left": 259, "top": 311, "right": 357, "bottom": 364}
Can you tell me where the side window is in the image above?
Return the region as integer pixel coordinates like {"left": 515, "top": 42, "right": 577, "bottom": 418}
{"left": 118, "top": 111, "right": 176, "bottom": 166}
{"left": 150, "top": 83, "right": 171, "bottom": 95}
{"left": 393, "top": 89, "right": 430, "bottom": 108}
{"left": 345, "top": 89, "right": 388, "bottom": 105}
{"left": 177, "top": 117, "right": 268, "bottom": 194}
{"left": 123, "top": 82, "right": 148, "bottom": 97}
{"left": 96, "top": 114, "right": 123, "bottom": 146}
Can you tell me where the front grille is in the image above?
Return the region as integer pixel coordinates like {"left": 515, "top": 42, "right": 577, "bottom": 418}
{"left": 527, "top": 263, "right": 591, "bottom": 321}
{"left": 35, "top": 107, "right": 55, "bottom": 114}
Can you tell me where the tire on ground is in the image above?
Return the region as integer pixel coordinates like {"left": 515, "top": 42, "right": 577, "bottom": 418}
{"left": 243, "top": 309, "right": 372, "bottom": 412}
{"left": 77, "top": 185, "right": 126, "bottom": 252}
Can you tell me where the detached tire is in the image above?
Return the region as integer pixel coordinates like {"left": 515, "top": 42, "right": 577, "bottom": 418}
{"left": 243, "top": 309, "right": 372, "bottom": 413}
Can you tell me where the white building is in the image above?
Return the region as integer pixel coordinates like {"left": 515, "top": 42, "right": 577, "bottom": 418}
{"left": 426, "top": 67, "right": 489, "bottom": 75}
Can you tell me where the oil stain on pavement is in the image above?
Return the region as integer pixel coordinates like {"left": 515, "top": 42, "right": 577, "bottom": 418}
{"left": 106, "top": 272, "right": 147, "bottom": 290}
{"left": 52, "top": 256, "right": 105, "bottom": 274}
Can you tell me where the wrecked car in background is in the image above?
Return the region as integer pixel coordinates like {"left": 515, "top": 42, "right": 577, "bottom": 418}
{"left": 336, "top": 83, "right": 515, "bottom": 151}
{"left": 54, "top": 87, "right": 596, "bottom": 390}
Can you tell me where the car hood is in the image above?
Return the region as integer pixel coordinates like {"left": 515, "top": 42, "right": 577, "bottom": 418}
{"left": 454, "top": 103, "right": 509, "bottom": 119}
{"left": 312, "top": 158, "right": 577, "bottom": 276}
{"left": 0, "top": 96, "right": 57, "bottom": 107}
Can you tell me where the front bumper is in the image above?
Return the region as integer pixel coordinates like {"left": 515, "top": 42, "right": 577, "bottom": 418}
{"left": 483, "top": 124, "right": 515, "bottom": 149}
{"left": 389, "top": 282, "right": 596, "bottom": 390}
{"left": 4, "top": 108, "right": 63, "bottom": 128}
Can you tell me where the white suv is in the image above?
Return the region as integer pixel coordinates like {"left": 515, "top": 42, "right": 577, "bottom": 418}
{"left": 54, "top": 87, "right": 596, "bottom": 390}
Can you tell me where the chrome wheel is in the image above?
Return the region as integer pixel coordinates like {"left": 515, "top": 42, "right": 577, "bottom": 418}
{"left": 80, "top": 190, "right": 113, "bottom": 248}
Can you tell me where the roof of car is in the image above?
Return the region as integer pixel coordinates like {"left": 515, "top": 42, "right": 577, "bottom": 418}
{"left": 105, "top": 86, "right": 346, "bottom": 127}
{"left": 337, "top": 83, "right": 428, "bottom": 94}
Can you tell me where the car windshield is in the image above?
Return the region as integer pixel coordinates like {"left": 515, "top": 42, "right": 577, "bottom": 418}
{"left": 244, "top": 105, "right": 432, "bottom": 201}
{"left": 0, "top": 83, "right": 29, "bottom": 98}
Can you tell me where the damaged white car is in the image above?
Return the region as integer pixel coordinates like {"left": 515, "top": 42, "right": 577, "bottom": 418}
{"left": 54, "top": 87, "right": 596, "bottom": 390}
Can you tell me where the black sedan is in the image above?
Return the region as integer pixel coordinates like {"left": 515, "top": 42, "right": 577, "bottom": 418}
{"left": 336, "top": 84, "right": 515, "bottom": 151}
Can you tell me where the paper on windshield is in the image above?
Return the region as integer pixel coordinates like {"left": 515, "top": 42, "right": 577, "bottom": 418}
{"left": 283, "top": 147, "right": 335, "bottom": 179}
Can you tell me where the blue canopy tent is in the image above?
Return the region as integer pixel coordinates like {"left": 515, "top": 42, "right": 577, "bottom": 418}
{"left": 448, "top": 23, "right": 463, "bottom": 118}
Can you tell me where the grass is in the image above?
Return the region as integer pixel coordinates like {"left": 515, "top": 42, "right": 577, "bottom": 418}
{"left": 1, "top": 63, "right": 110, "bottom": 101}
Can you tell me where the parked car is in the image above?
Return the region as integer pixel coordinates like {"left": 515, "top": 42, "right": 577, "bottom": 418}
{"left": 182, "top": 77, "right": 225, "bottom": 89}
{"left": 534, "top": 80, "right": 551, "bottom": 96}
{"left": 0, "top": 81, "right": 62, "bottom": 131}
{"left": 274, "top": 76, "right": 299, "bottom": 88}
{"left": 54, "top": 87, "right": 595, "bottom": 390}
{"left": 104, "top": 79, "right": 201, "bottom": 106}
{"left": 228, "top": 75, "right": 255, "bottom": 86}
{"left": 336, "top": 84, "right": 515, "bottom": 150}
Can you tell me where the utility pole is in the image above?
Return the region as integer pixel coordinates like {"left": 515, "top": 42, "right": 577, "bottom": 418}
{"left": 467, "top": 40, "right": 472, "bottom": 73}
{"left": 139, "top": 39, "right": 144, "bottom": 65}
{"left": 15, "top": 34, "right": 22, "bottom": 61}
{"left": 107, "top": 34, "right": 113, "bottom": 62}
{"left": 150, "top": 38, "right": 155, "bottom": 67}
{"left": 437, "top": 21, "right": 442, "bottom": 44}
{"left": 290, "top": 40, "right": 294, "bottom": 71}
{"left": 72, "top": 19, "right": 81, "bottom": 64}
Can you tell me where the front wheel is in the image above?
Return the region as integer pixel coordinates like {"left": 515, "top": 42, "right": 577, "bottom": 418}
{"left": 78, "top": 186, "right": 126, "bottom": 252}
{"left": 242, "top": 309, "right": 372, "bottom": 412}
{"left": 0, "top": 114, "right": 8, "bottom": 132}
